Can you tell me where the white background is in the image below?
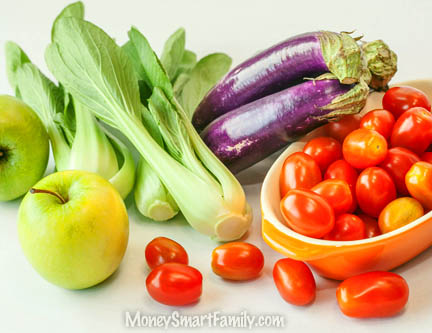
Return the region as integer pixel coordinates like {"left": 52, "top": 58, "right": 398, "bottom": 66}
{"left": 1, "top": 0, "right": 432, "bottom": 332}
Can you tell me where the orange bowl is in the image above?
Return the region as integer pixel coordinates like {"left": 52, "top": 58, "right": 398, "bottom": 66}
{"left": 261, "top": 79, "right": 432, "bottom": 280}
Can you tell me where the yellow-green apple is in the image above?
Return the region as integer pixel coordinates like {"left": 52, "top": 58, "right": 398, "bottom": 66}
{"left": 18, "top": 170, "right": 129, "bottom": 289}
{"left": 0, "top": 95, "right": 49, "bottom": 201}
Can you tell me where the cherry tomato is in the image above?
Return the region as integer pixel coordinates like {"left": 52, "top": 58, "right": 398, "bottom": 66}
{"left": 382, "top": 86, "right": 431, "bottom": 119}
{"left": 390, "top": 107, "right": 432, "bottom": 155}
{"left": 356, "top": 167, "right": 396, "bottom": 218}
{"left": 378, "top": 197, "right": 424, "bottom": 234}
{"left": 358, "top": 214, "right": 381, "bottom": 238}
{"left": 281, "top": 189, "right": 335, "bottom": 238}
{"left": 324, "top": 159, "right": 358, "bottom": 190}
{"left": 406, "top": 161, "right": 432, "bottom": 210}
{"left": 325, "top": 115, "right": 360, "bottom": 142}
{"left": 324, "top": 159, "right": 358, "bottom": 213}
{"left": 303, "top": 137, "right": 342, "bottom": 172}
{"left": 145, "top": 237, "right": 189, "bottom": 270}
{"left": 279, "top": 152, "right": 322, "bottom": 197}
{"left": 324, "top": 214, "right": 365, "bottom": 241}
{"left": 360, "top": 109, "right": 395, "bottom": 139}
{"left": 379, "top": 147, "right": 420, "bottom": 195}
{"left": 146, "top": 263, "right": 202, "bottom": 306}
{"left": 421, "top": 151, "right": 432, "bottom": 163}
{"left": 343, "top": 128, "right": 388, "bottom": 169}
{"left": 273, "top": 258, "right": 316, "bottom": 306}
{"left": 312, "top": 179, "right": 353, "bottom": 215}
{"left": 336, "top": 271, "right": 409, "bottom": 318}
{"left": 211, "top": 242, "right": 264, "bottom": 281}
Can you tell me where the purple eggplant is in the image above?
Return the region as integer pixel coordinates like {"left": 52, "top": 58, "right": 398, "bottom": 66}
{"left": 193, "top": 31, "right": 363, "bottom": 131}
{"left": 201, "top": 79, "right": 369, "bottom": 173}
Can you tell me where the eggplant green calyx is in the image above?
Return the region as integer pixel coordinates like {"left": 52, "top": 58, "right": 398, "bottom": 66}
{"left": 362, "top": 40, "right": 397, "bottom": 91}
{"left": 319, "top": 31, "right": 363, "bottom": 85}
{"left": 319, "top": 77, "right": 369, "bottom": 120}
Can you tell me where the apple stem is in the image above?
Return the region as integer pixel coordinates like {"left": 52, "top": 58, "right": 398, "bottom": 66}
{"left": 0, "top": 151, "right": 3, "bottom": 157}
{"left": 30, "top": 188, "right": 67, "bottom": 204}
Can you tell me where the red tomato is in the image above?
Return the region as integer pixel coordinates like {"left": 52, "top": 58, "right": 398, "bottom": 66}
{"left": 390, "top": 107, "right": 432, "bottom": 155}
{"left": 324, "top": 159, "right": 358, "bottom": 190}
{"left": 324, "top": 214, "right": 365, "bottom": 241}
{"left": 379, "top": 147, "right": 420, "bottom": 195}
{"left": 279, "top": 152, "right": 322, "bottom": 197}
{"left": 324, "top": 159, "right": 358, "bottom": 213}
{"left": 406, "top": 161, "right": 432, "bottom": 210}
{"left": 303, "top": 137, "right": 342, "bottom": 172}
{"left": 273, "top": 258, "right": 316, "bottom": 306}
{"left": 421, "top": 151, "right": 432, "bottom": 163}
{"left": 360, "top": 109, "right": 395, "bottom": 139}
{"left": 343, "top": 128, "right": 388, "bottom": 169}
{"left": 356, "top": 167, "right": 397, "bottom": 218}
{"left": 336, "top": 271, "right": 409, "bottom": 318}
{"left": 325, "top": 115, "right": 360, "bottom": 142}
{"left": 358, "top": 214, "right": 381, "bottom": 238}
{"left": 145, "top": 237, "right": 189, "bottom": 270}
{"left": 146, "top": 263, "right": 202, "bottom": 306}
{"left": 312, "top": 179, "right": 353, "bottom": 215}
{"left": 383, "top": 86, "right": 431, "bottom": 119}
{"left": 211, "top": 242, "right": 264, "bottom": 281}
{"left": 280, "top": 189, "right": 335, "bottom": 238}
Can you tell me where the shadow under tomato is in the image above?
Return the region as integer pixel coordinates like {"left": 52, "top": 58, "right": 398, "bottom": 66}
{"left": 339, "top": 307, "right": 407, "bottom": 322}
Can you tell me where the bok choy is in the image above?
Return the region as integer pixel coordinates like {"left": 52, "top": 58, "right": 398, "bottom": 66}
{"left": 4, "top": 2, "right": 135, "bottom": 199}
{"left": 124, "top": 27, "right": 231, "bottom": 221}
{"left": 122, "top": 33, "right": 179, "bottom": 221}
{"left": 45, "top": 17, "right": 252, "bottom": 241}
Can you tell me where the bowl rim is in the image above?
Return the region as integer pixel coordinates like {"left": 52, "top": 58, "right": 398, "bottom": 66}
{"left": 261, "top": 78, "right": 432, "bottom": 248}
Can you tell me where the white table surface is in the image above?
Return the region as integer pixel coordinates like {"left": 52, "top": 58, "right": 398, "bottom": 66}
{"left": 2, "top": 0, "right": 432, "bottom": 332}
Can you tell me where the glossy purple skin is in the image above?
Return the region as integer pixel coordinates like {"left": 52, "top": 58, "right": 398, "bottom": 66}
{"left": 193, "top": 32, "right": 328, "bottom": 131}
{"left": 201, "top": 79, "right": 352, "bottom": 173}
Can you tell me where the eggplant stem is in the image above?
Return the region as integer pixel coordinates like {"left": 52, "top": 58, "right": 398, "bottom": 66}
{"left": 340, "top": 30, "right": 356, "bottom": 35}
{"left": 30, "top": 188, "right": 67, "bottom": 204}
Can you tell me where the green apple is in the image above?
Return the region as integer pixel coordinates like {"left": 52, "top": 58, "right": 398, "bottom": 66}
{"left": 17, "top": 170, "right": 129, "bottom": 289}
{"left": 0, "top": 95, "right": 49, "bottom": 201}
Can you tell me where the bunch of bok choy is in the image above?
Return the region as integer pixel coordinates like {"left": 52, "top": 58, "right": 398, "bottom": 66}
{"left": 45, "top": 16, "right": 252, "bottom": 241}
{"left": 126, "top": 27, "right": 232, "bottom": 221}
{"left": 5, "top": 2, "right": 135, "bottom": 199}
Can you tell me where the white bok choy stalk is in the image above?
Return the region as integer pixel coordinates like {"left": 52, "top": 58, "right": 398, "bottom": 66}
{"left": 134, "top": 158, "right": 179, "bottom": 221}
{"left": 45, "top": 17, "right": 252, "bottom": 241}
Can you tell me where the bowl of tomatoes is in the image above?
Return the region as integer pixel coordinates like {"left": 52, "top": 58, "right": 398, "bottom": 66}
{"left": 261, "top": 79, "right": 432, "bottom": 280}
